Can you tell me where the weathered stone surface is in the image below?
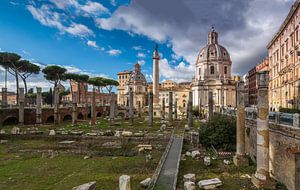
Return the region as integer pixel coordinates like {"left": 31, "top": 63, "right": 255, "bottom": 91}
{"left": 184, "top": 181, "right": 195, "bottom": 190}
{"left": 191, "top": 150, "right": 200, "bottom": 158}
{"left": 198, "top": 178, "right": 222, "bottom": 189}
{"left": 186, "top": 151, "right": 191, "bottom": 157}
{"left": 183, "top": 173, "right": 196, "bottom": 182}
{"left": 140, "top": 178, "right": 151, "bottom": 188}
{"left": 223, "top": 159, "right": 231, "bottom": 165}
{"left": 104, "top": 130, "right": 114, "bottom": 136}
{"left": 70, "top": 131, "right": 84, "bottom": 135}
{"left": 11, "top": 127, "right": 20, "bottom": 135}
{"left": 102, "top": 141, "right": 121, "bottom": 148}
{"left": 133, "top": 132, "right": 144, "bottom": 137}
{"left": 49, "top": 130, "right": 56, "bottom": 136}
{"left": 204, "top": 156, "right": 211, "bottom": 166}
{"left": 0, "top": 129, "right": 6, "bottom": 134}
{"left": 0, "top": 140, "right": 8, "bottom": 144}
{"left": 185, "top": 124, "right": 190, "bottom": 131}
{"left": 72, "top": 181, "right": 96, "bottom": 190}
{"left": 119, "top": 175, "right": 131, "bottom": 190}
{"left": 59, "top": 140, "right": 75, "bottom": 144}
{"left": 86, "top": 132, "right": 97, "bottom": 136}
{"left": 115, "top": 130, "right": 121, "bottom": 137}
{"left": 122, "top": 131, "right": 133, "bottom": 137}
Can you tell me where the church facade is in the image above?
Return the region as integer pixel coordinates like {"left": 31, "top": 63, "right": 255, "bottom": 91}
{"left": 191, "top": 28, "right": 236, "bottom": 110}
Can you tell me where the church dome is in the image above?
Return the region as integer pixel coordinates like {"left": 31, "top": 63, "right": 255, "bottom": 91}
{"left": 196, "top": 28, "right": 231, "bottom": 64}
{"left": 128, "top": 63, "right": 147, "bottom": 85}
{"left": 194, "top": 27, "right": 232, "bottom": 81}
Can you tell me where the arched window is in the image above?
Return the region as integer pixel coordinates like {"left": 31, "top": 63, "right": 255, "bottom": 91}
{"left": 224, "top": 66, "right": 227, "bottom": 75}
{"left": 210, "top": 66, "right": 214, "bottom": 75}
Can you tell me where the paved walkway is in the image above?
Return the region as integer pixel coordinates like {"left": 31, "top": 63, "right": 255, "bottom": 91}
{"left": 155, "top": 135, "right": 183, "bottom": 190}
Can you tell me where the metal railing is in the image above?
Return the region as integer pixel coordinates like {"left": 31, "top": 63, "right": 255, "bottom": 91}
{"left": 147, "top": 134, "right": 174, "bottom": 190}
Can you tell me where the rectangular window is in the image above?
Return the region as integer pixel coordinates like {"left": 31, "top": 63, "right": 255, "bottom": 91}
{"left": 224, "top": 66, "right": 227, "bottom": 75}
{"left": 210, "top": 66, "right": 215, "bottom": 75}
{"left": 199, "top": 68, "right": 201, "bottom": 75}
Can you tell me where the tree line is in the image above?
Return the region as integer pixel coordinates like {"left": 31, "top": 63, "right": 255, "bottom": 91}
{"left": 0, "top": 52, "right": 119, "bottom": 104}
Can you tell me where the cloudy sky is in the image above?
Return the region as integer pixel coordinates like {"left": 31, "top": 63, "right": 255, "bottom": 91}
{"left": 0, "top": 0, "right": 295, "bottom": 91}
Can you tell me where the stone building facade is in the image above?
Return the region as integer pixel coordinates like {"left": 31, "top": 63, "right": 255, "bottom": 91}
{"left": 117, "top": 63, "right": 148, "bottom": 109}
{"left": 246, "top": 58, "right": 269, "bottom": 106}
{"left": 268, "top": 0, "right": 300, "bottom": 110}
{"left": 192, "top": 28, "right": 236, "bottom": 110}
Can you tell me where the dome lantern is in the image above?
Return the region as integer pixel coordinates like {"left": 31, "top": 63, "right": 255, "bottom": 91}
{"left": 208, "top": 26, "right": 218, "bottom": 44}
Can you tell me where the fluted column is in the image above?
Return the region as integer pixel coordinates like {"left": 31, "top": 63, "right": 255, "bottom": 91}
{"left": 36, "top": 87, "right": 42, "bottom": 126}
{"left": 162, "top": 98, "right": 165, "bottom": 120}
{"left": 1, "top": 88, "right": 8, "bottom": 108}
{"left": 208, "top": 91, "right": 213, "bottom": 120}
{"left": 53, "top": 87, "right": 59, "bottom": 125}
{"left": 129, "top": 90, "right": 134, "bottom": 126}
{"left": 188, "top": 91, "right": 193, "bottom": 128}
{"left": 148, "top": 92, "right": 153, "bottom": 127}
{"left": 72, "top": 92, "right": 77, "bottom": 126}
{"left": 91, "top": 88, "right": 96, "bottom": 125}
{"left": 110, "top": 92, "right": 115, "bottom": 125}
{"left": 18, "top": 88, "right": 25, "bottom": 125}
{"left": 168, "top": 91, "right": 173, "bottom": 127}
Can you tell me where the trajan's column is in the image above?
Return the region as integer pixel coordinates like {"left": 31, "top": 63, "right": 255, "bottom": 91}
{"left": 152, "top": 45, "right": 161, "bottom": 117}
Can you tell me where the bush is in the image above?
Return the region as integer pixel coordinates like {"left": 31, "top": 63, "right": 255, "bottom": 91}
{"left": 279, "top": 107, "right": 300, "bottom": 114}
{"left": 199, "top": 114, "right": 236, "bottom": 151}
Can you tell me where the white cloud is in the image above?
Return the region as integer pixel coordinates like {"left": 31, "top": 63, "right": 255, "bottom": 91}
{"left": 65, "top": 23, "right": 94, "bottom": 37}
{"left": 137, "top": 52, "right": 146, "bottom": 58}
{"left": 81, "top": 1, "right": 109, "bottom": 16}
{"left": 87, "top": 40, "right": 98, "bottom": 48}
{"left": 27, "top": 4, "right": 94, "bottom": 38}
{"left": 159, "top": 58, "right": 193, "bottom": 82}
{"left": 95, "top": 0, "right": 294, "bottom": 75}
{"left": 107, "top": 49, "right": 122, "bottom": 56}
{"left": 132, "top": 46, "right": 143, "bottom": 51}
{"left": 137, "top": 60, "right": 145, "bottom": 65}
{"left": 49, "top": 0, "right": 79, "bottom": 9}
{"left": 111, "top": 0, "right": 117, "bottom": 6}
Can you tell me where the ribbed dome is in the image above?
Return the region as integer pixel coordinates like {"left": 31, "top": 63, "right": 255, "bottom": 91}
{"left": 128, "top": 63, "right": 147, "bottom": 85}
{"left": 196, "top": 28, "right": 231, "bottom": 65}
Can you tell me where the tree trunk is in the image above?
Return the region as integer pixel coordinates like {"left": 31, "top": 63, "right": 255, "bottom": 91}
{"left": 15, "top": 71, "right": 19, "bottom": 104}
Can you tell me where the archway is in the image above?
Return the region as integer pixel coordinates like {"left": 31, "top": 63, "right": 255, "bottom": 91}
{"left": 96, "top": 112, "right": 102, "bottom": 118}
{"left": 63, "top": 115, "right": 72, "bottom": 122}
{"left": 46, "top": 116, "right": 54, "bottom": 124}
{"left": 2, "top": 117, "right": 18, "bottom": 126}
{"left": 78, "top": 113, "right": 84, "bottom": 120}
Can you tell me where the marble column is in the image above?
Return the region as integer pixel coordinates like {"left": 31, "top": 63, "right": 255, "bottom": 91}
{"left": 162, "top": 98, "right": 165, "bottom": 120}
{"left": 138, "top": 101, "right": 142, "bottom": 117}
{"left": 53, "top": 87, "right": 59, "bottom": 125}
{"left": 129, "top": 90, "right": 134, "bottom": 126}
{"left": 36, "top": 87, "right": 42, "bottom": 126}
{"left": 18, "top": 88, "right": 25, "bottom": 125}
{"left": 1, "top": 88, "right": 8, "bottom": 108}
{"left": 174, "top": 98, "right": 178, "bottom": 120}
{"left": 153, "top": 46, "right": 160, "bottom": 105}
{"left": 148, "top": 92, "right": 153, "bottom": 127}
{"left": 168, "top": 91, "right": 173, "bottom": 127}
{"left": 72, "top": 92, "right": 77, "bottom": 126}
{"left": 251, "top": 71, "right": 275, "bottom": 189}
{"left": 208, "top": 91, "right": 213, "bottom": 120}
{"left": 221, "top": 86, "right": 224, "bottom": 113}
{"left": 188, "top": 91, "right": 193, "bottom": 128}
{"left": 91, "top": 88, "right": 96, "bottom": 125}
{"left": 233, "top": 81, "right": 248, "bottom": 166}
{"left": 110, "top": 92, "right": 115, "bottom": 126}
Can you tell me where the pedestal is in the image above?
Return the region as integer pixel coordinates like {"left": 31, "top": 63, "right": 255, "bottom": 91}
{"left": 233, "top": 154, "right": 249, "bottom": 166}
{"left": 153, "top": 104, "right": 161, "bottom": 118}
{"left": 251, "top": 174, "right": 276, "bottom": 189}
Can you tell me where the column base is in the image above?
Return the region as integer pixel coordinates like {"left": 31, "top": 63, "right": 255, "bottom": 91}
{"left": 233, "top": 154, "right": 249, "bottom": 166}
{"left": 153, "top": 104, "right": 161, "bottom": 118}
{"left": 251, "top": 174, "right": 276, "bottom": 189}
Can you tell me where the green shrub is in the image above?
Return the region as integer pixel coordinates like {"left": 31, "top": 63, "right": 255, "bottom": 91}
{"left": 279, "top": 107, "right": 300, "bottom": 114}
{"left": 199, "top": 114, "right": 236, "bottom": 151}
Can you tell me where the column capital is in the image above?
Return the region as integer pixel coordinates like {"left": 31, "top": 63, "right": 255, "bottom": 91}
{"left": 257, "top": 71, "right": 269, "bottom": 89}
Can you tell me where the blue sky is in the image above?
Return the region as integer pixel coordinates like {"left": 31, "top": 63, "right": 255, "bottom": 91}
{"left": 0, "top": 0, "right": 295, "bottom": 91}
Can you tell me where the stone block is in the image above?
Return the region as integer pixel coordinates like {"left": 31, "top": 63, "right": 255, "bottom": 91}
{"left": 72, "top": 181, "right": 96, "bottom": 190}
{"left": 49, "top": 130, "right": 56, "bottom": 136}
{"left": 119, "top": 175, "right": 131, "bottom": 190}
{"left": 184, "top": 181, "right": 195, "bottom": 190}
{"left": 183, "top": 173, "right": 196, "bottom": 182}
{"left": 251, "top": 174, "right": 276, "bottom": 189}
{"left": 233, "top": 154, "right": 249, "bottom": 166}
{"left": 11, "top": 127, "right": 20, "bottom": 135}
{"left": 122, "top": 131, "right": 133, "bottom": 137}
{"left": 198, "top": 178, "right": 222, "bottom": 189}
{"left": 191, "top": 150, "right": 200, "bottom": 158}
{"left": 204, "top": 156, "right": 211, "bottom": 166}
{"left": 140, "top": 177, "right": 151, "bottom": 188}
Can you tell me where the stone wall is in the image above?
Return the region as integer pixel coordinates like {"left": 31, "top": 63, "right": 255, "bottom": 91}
{"left": 245, "top": 118, "right": 300, "bottom": 190}
{"left": 0, "top": 106, "right": 110, "bottom": 126}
